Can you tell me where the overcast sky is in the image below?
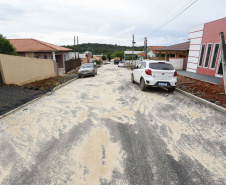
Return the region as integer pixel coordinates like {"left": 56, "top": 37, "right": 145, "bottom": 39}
{"left": 0, "top": 0, "right": 225, "bottom": 47}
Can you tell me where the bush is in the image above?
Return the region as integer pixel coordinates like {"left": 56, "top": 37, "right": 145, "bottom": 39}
{"left": 93, "top": 59, "right": 101, "bottom": 64}
{"left": 102, "top": 55, "right": 106, "bottom": 60}
{"left": 0, "top": 34, "right": 17, "bottom": 55}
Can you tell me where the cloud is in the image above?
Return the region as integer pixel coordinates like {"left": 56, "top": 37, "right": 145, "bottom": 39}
{"left": 1, "top": 0, "right": 226, "bottom": 47}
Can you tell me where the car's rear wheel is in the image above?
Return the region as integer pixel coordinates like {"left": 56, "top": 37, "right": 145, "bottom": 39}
{"left": 168, "top": 86, "right": 175, "bottom": 93}
{"left": 131, "top": 74, "right": 135, "bottom": 83}
{"left": 140, "top": 78, "right": 146, "bottom": 91}
{"left": 93, "top": 73, "right": 95, "bottom": 77}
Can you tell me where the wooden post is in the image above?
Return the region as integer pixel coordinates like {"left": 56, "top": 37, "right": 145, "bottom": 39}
{"left": 219, "top": 32, "right": 226, "bottom": 93}
{"left": 77, "top": 36, "right": 79, "bottom": 59}
{"left": 165, "top": 52, "right": 167, "bottom": 61}
{"left": 74, "top": 36, "right": 76, "bottom": 59}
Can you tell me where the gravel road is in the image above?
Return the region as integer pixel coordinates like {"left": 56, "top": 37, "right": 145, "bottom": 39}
{"left": 0, "top": 63, "right": 225, "bottom": 184}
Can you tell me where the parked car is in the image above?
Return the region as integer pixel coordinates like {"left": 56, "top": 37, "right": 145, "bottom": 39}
{"left": 106, "top": 61, "right": 110, "bottom": 64}
{"left": 131, "top": 60, "right": 177, "bottom": 92}
{"left": 78, "top": 63, "right": 97, "bottom": 78}
{"left": 118, "top": 61, "right": 124, "bottom": 67}
{"left": 114, "top": 57, "right": 120, "bottom": 64}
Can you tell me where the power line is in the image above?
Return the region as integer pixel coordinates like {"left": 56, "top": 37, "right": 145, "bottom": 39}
{"left": 136, "top": 0, "right": 183, "bottom": 42}
{"left": 146, "top": 0, "right": 198, "bottom": 38}
{"left": 136, "top": 0, "right": 198, "bottom": 43}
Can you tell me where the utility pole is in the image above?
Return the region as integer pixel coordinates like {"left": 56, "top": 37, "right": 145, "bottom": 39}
{"left": 219, "top": 32, "right": 226, "bottom": 93}
{"left": 74, "top": 36, "right": 76, "bottom": 59}
{"left": 132, "top": 34, "right": 136, "bottom": 66}
{"left": 144, "top": 37, "right": 147, "bottom": 59}
{"left": 77, "top": 36, "right": 79, "bottom": 58}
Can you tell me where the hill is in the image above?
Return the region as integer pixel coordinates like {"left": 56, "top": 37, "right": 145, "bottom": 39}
{"left": 61, "top": 43, "right": 143, "bottom": 55}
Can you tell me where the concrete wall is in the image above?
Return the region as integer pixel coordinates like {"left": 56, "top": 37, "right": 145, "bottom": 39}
{"left": 0, "top": 54, "right": 56, "bottom": 85}
{"left": 169, "top": 58, "right": 184, "bottom": 70}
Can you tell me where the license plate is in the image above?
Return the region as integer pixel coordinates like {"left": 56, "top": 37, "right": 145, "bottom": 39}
{"left": 159, "top": 82, "right": 167, "bottom": 86}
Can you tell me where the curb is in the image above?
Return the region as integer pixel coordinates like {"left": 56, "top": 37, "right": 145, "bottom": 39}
{"left": 176, "top": 88, "right": 226, "bottom": 115}
{"left": 178, "top": 74, "right": 221, "bottom": 85}
{"left": 0, "top": 77, "right": 79, "bottom": 120}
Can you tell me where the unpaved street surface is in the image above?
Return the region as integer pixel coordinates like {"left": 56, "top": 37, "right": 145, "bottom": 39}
{"left": 0, "top": 64, "right": 225, "bottom": 185}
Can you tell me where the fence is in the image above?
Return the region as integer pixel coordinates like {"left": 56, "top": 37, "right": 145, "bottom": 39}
{"left": 64, "top": 58, "right": 81, "bottom": 73}
{"left": 149, "top": 57, "right": 165, "bottom": 60}
{"left": 124, "top": 60, "right": 141, "bottom": 66}
{"left": 0, "top": 54, "right": 56, "bottom": 85}
{"left": 169, "top": 58, "right": 188, "bottom": 70}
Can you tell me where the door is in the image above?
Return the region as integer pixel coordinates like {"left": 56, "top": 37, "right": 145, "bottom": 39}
{"left": 133, "top": 63, "right": 142, "bottom": 82}
{"left": 137, "top": 62, "right": 146, "bottom": 82}
{"left": 216, "top": 57, "right": 223, "bottom": 76}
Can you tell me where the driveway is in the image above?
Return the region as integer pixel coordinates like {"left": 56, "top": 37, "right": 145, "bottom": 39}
{"left": 0, "top": 64, "right": 225, "bottom": 184}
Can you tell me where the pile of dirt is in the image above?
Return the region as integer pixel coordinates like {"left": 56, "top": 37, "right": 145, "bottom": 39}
{"left": 177, "top": 75, "right": 226, "bottom": 108}
{"left": 22, "top": 76, "right": 75, "bottom": 90}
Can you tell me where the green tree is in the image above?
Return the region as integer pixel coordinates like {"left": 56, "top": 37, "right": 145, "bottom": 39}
{"left": 0, "top": 34, "right": 17, "bottom": 55}
{"left": 107, "top": 53, "right": 111, "bottom": 61}
{"left": 111, "top": 51, "right": 124, "bottom": 60}
{"left": 102, "top": 55, "right": 106, "bottom": 60}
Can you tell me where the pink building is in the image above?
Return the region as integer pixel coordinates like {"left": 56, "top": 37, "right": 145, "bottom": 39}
{"left": 186, "top": 17, "right": 226, "bottom": 83}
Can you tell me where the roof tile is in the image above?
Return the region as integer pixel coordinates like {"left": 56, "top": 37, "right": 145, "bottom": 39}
{"left": 155, "top": 41, "right": 190, "bottom": 52}
{"left": 9, "top": 39, "right": 72, "bottom": 52}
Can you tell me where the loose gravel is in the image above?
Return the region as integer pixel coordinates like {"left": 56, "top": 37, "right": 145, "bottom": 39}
{"left": 0, "top": 85, "right": 49, "bottom": 116}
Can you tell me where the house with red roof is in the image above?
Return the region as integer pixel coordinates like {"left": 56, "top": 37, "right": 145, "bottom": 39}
{"left": 135, "top": 51, "right": 145, "bottom": 60}
{"left": 9, "top": 39, "right": 72, "bottom": 69}
{"left": 155, "top": 41, "right": 190, "bottom": 60}
{"left": 147, "top": 46, "right": 166, "bottom": 58}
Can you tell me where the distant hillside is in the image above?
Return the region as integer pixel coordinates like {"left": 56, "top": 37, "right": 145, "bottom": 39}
{"left": 61, "top": 43, "right": 143, "bottom": 55}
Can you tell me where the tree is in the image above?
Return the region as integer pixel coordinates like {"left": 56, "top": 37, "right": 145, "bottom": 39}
{"left": 102, "top": 55, "right": 106, "bottom": 60}
{"left": 0, "top": 34, "right": 17, "bottom": 55}
{"left": 111, "top": 51, "right": 124, "bottom": 60}
{"left": 107, "top": 53, "right": 111, "bottom": 61}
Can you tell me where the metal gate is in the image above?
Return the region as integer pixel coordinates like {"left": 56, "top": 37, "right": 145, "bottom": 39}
{"left": 0, "top": 71, "right": 3, "bottom": 86}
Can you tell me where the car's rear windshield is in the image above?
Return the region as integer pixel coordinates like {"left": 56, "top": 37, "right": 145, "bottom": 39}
{"left": 149, "top": 63, "right": 174, "bottom": 70}
{"left": 81, "top": 63, "right": 93, "bottom": 68}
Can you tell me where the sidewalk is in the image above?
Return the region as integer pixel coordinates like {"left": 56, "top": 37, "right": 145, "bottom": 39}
{"left": 177, "top": 70, "right": 222, "bottom": 84}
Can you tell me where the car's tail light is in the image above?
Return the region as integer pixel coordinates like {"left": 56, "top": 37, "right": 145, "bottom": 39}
{"left": 145, "top": 69, "right": 152, "bottom": 75}
{"left": 174, "top": 71, "right": 177, "bottom": 76}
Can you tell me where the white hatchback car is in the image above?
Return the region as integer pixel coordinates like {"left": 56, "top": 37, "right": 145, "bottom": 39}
{"left": 118, "top": 61, "right": 124, "bottom": 67}
{"left": 131, "top": 60, "right": 177, "bottom": 92}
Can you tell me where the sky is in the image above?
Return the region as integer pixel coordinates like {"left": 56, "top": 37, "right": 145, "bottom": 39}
{"left": 0, "top": 0, "right": 225, "bottom": 47}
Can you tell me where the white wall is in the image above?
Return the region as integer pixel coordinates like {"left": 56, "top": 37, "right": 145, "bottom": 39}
{"left": 169, "top": 58, "right": 184, "bottom": 70}
{"left": 186, "top": 23, "right": 204, "bottom": 73}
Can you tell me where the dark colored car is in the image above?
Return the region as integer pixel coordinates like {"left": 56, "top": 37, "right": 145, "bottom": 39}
{"left": 78, "top": 63, "right": 97, "bottom": 77}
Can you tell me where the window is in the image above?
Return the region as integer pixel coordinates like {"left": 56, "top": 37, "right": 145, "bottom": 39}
{"left": 149, "top": 63, "right": 174, "bottom": 70}
{"left": 204, "top": 44, "right": 212, "bottom": 68}
{"left": 64, "top": 54, "right": 67, "bottom": 62}
{"left": 141, "top": 62, "right": 146, "bottom": 69}
{"left": 199, "top": 44, "right": 205, "bottom": 66}
{"left": 210, "top": 43, "right": 219, "bottom": 69}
